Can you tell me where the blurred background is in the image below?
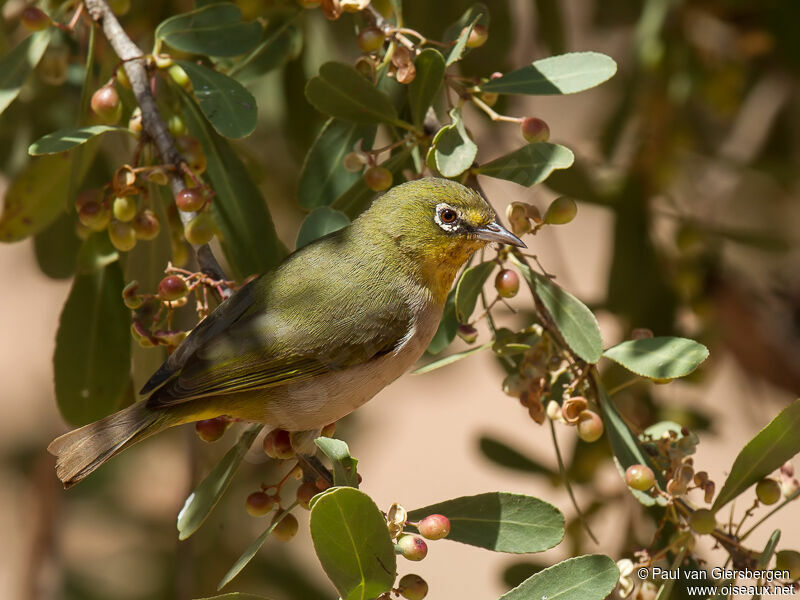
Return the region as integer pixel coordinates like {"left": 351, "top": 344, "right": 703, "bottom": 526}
{"left": 2, "top": 0, "right": 799, "bottom": 599}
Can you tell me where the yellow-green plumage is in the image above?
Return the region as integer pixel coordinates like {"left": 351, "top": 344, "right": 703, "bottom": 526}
{"left": 48, "top": 178, "right": 523, "bottom": 487}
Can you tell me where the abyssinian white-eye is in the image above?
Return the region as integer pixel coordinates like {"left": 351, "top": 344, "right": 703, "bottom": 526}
{"left": 49, "top": 178, "right": 525, "bottom": 487}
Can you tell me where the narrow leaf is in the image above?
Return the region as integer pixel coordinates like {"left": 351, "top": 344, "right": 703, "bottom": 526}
{"left": 298, "top": 119, "right": 376, "bottom": 210}
{"left": 443, "top": 4, "right": 489, "bottom": 66}
{"left": 425, "top": 288, "right": 458, "bottom": 355}
{"left": 0, "top": 30, "right": 50, "bottom": 115}
{"left": 33, "top": 212, "right": 81, "bottom": 279}
{"left": 53, "top": 259, "right": 130, "bottom": 426}
{"left": 412, "top": 342, "right": 491, "bottom": 374}
{"left": 455, "top": 261, "right": 495, "bottom": 323}
{"left": 478, "top": 436, "right": 558, "bottom": 478}
{"left": 510, "top": 255, "right": 602, "bottom": 363}
{"left": 29, "top": 125, "right": 131, "bottom": 155}
{"left": 196, "top": 594, "right": 275, "bottom": 600}
{"left": 603, "top": 337, "right": 709, "bottom": 380}
{"left": 477, "top": 143, "right": 574, "bottom": 187}
{"left": 156, "top": 3, "right": 262, "bottom": 57}
{"left": 177, "top": 60, "right": 257, "bottom": 139}
{"left": 712, "top": 398, "right": 800, "bottom": 512}
{"left": 178, "top": 424, "right": 263, "bottom": 540}
{"left": 446, "top": 15, "right": 480, "bottom": 66}
{"left": 408, "top": 49, "right": 445, "bottom": 128}
{"left": 407, "top": 492, "right": 564, "bottom": 553}
{"left": 296, "top": 207, "right": 349, "bottom": 250}
{"left": 305, "top": 62, "right": 399, "bottom": 125}
{"left": 310, "top": 487, "right": 396, "bottom": 600}
{"left": 314, "top": 437, "right": 359, "bottom": 488}
{"left": 499, "top": 554, "right": 619, "bottom": 600}
{"left": 758, "top": 530, "right": 781, "bottom": 569}
{"left": 482, "top": 52, "right": 617, "bottom": 95}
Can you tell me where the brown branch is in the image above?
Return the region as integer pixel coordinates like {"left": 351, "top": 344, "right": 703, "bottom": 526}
{"left": 82, "top": 0, "right": 230, "bottom": 294}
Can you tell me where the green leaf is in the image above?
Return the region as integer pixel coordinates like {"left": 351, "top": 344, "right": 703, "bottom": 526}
{"left": 218, "top": 505, "right": 299, "bottom": 590}
{"left": 77, "top": 232, "right": 119, "bottom": 274}
{"left": 425, "top": 288, "right": 458, "bottom": 355}
{"left": 181, "top": 94, "right": 286, "bottom": 279}
{"left": 477, "top": 143, "right": 574, "bottom": 187}
{"left": 603, "top": 337, "right": 709, "bottom": 380}
{"left": 446, "top": 14, "right": 480, "bottom": 66}
{"left": 314, "top": 437, "right": 359, "bottom": 488}
{"left": 230, "top": 9, "right": 303, "bottom": 79}
{"left": 454, "top": 261, "right": 495, "bottom": 323}
{"left": 757, "top": 530, "right": 781, "bottom": 569}
{"left": 408, "top": 49, "right": 445, "bottom": 128}
{"left": 482, "top": 52, "right": 617, "bottom": 95}
{"left": 407, "top": 492, "right": 564, "bottom": 553}
{"left": 298, "top": 119, "right": 376, "bottom": 210}
{"left": 305, "top": 62, "right": 400, "bottom": 125}
{"left": 412, "top": 342, "right": 491, "bottom": 374}
{"left": 478, "top": 436, "right": 558, "bottom": 478}
{"left": 177, "top": 424, "right": 262, "bottom": 540}
{"left": 712, "top": 398, "right": 800, "bottom": 512}
{"left": 156, "top": 3, "right": 262, "bottom": 57}
{"left": 34, "top": 211, "right": 81, "bottom": 279}
{"left": 442, "top": 4, "right": 489, "bottom": 66}
{"left": 498, "top": 554, "right": 619, "bottom": 600}
{"left": 53, "top": 259, "right": 131, "bottom": 426}
{"left": 29, "top": 125, "right": 131, "bottom": 155}
{"left": 310, "top": 487, "right": 396, "bottom": 600}
{"left": 431, "top": 108, "right": 478, "bottom": 178}
{"left": 510, "top": 255, "right": 602, "bottom": 363}
{"left": 533, "top": 0, "right": 566, "bottom": 54}
{"left": 196, "top": 594, "right": 275, "bottom": 600}
{"left": 296, "top": 207, "right": 349, "bottom": 250}
{"left": 0, "top": 30, "right": 50, "bottom": 115}
{"left": 176, "top": 60, "right": 257, "bottom": 139}
{"left": 331, "top": 148, "right": 412, "bottom": 219}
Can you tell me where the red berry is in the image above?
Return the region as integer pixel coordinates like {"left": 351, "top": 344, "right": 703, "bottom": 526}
{"left": 195, "top": 417, "right": 228, "bottom": 442}
{"left": 520, "top": 117, "right": 550, "bottom": 143}
{"left": 21, "top": 7, "right": 51, "bottom": 31}
{"left": 271, "top": 512, "right": 299, "bottom": 541}
{"left": 495, "top": 269, "right": 520, "bottom": 298}
{"left": 625, "top": 464, "right": 656, "bottom": 491}
{"left": 357, "top": 27, "right": 385, "bottom": 53}
{"left": 91, "top": 85, "right": 122, "bottom": 124}
{"left": 397, "top": 535, "right": 427, "bottom": 561}
{"left": 466, "top": 24, "right": 488, "bottom": 48}
{"left": 756, "top": 478, "right": 781, "bottom": 505}
{"left": 158, "top": 275, "right": 189, "bottom": 301}
{"left": 176, "top": 188, "right": 205, "bottom": 212}
{"left": 398, "top": 574, "right": 428, "bottom": 600}
{"left": 576, "top": 410, "right": 604, "bottom": 442}
{"left": 263, "top": 428, "right": 294, "bottom": 459}
{"left": 363, "top": 166, "right": 392, "bottom": 191}
{"left": 245, "top": 491, "right": 275, "bottom": 517}
{"left": 417, "top": 514, "right": 450, "bottom": 540}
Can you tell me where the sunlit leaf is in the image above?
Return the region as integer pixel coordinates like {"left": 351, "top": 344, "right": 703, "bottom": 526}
{"left": 603, "top": 337, "right": 709, "bottom": 380}
{"left": 315, "top": 437, "right": 359, "bottom": 488}
{"left": 0, "top": 30, "right": 50, "bottom": 115}
{"left": 156, "top": 3, "right": 262, "bottom": 57}
{"left": 477, "top": 143, "right": 574, "bottom": 187}
{"left": 413, "top": 342, "right": 491, "bottom": 374}
{"left": 230, "top": 8, "right": 303, "bottom": 79}
{"left": 446, "top": 14, "right": 480, "bottom": 66}
{"left": 442, "top": 4, "right": 489, "bottom": 66}
{"left": 454, "top": 261, "right": 495, "bottom": 323}
{"left": 482, "top": 52, "right": 617, "bottom": 95}
{"left": 425, "top": 288, "right": 458, "bottom": 355}
{"left": 498, "top": 555, "right": 619, "bottom": 600}
{"left": 431, "top": 108, "right": 477, "bottom": 178}
{"left": 29, "top": 125, "right": 131, "bottom": 155}
{"left": 408, "top": 49, "right": 445, "bottom": 128}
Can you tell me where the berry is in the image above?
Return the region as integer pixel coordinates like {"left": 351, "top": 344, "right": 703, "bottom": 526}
{"left": 184, "top": 212, "right": 216, "bottom": 245}
{"left": 132, "top": 209, "right": 161, "bottom": 240}
{"left": 245, "top": 491, "right": 275, "bottom": 517}
{"left": 357, "top": 27, "right": 385, "bottom": 53}
{"left": 108, "top": 219, "right": 137, "bottom": 251}
{"left": 194, "top": 417, "right": 227, "bottom": 442}
{"left": 172, "top": 239, "right": 190, "bottom": 266}
{"left": 263, "top": 428, "right": 294, "bottom": 459}
{"left": 116, "top": 65, "right": 131, "bottom": 89}
{"left": 168, "top": 114, "right": 187, "bottom": 137}
{"left": 112, "top": 196, "right": 138, "bottom": 222}
{"left": 271, "top": 512, "right": 299, "bottom": 541}
{"left": 158, "top": 275, "right": 189, "bottom": 301}
{"left": 456, "top": 324, "right": 478, "bottom": 344}
{"left": 520, "top": 117, "right": 550, "bottom": 143}
{"left": 775, "top": 550, "right": 800, "bottom": 581}
{"left": 128, "top": 107, "right": 143, "bottom": 135}
{"left": 398, "top": 574, "right": 428, "bottom": 600}
{"left": 397, "top": 535, "right": 427, "bottom": 561}
{"left": 576, "top": 410, "right": 604, "bottom": 442}
{"left": 363, "top": 166, "right": 392, "bottom": 191}
{"left": 544, "top": 197, "right": 577, "bottom": 225}
{"left": 756, "top": 478, "right": 781, "bottom": 505}
{"left": 75, "top": 189, "right": 100, "bottom": 211}
{"left": 91, "top": 85, "right": 122, "bottom": 124}
{"left": 78, "top": 201, "right": 111, "bottom": 231}
{"left": 688, "top": 508, "right": 716, "bottom": 535}
{"left": 495, "top": 269, "right": 520, "bottom": 298}
{"left": 417, "top": 514, "right": 450, "bottom": 540}
{"left": 466, "top": 24, "right": 488, "bottom": 48}
{"left": 153, "top": 54, "right": 174, "bottom": 70}
{"left": 343, "top": 152, "right": 365, "bottom": 173}
{"left": 296, "top": 481, "right": 318, "bottom": 509}
{"left": 168, "top": 64, "right": 192, "bottom": 91}
{"left": 625, "top": 464, "right": 656, "bottom": 492}
{"left": 175, "top": 188, "right": 205, "bottom": 212}
{"left": 502, "top": 373, "right": 526, "bottom": 398}
{"left": 21, "top": 7, "right": 51, "bottom": 31}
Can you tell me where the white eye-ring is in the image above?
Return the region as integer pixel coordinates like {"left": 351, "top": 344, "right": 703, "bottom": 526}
{"left": 434, "top": 203, "right": 459, "bottom": 231}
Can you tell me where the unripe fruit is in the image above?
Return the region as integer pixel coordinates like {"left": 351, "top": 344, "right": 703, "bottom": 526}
{"left": 397, "top": 535, "right": 427, "bottom": 561}
{"left": 263, "top": 428, "right": 294, "bottom": 459}
{"left": 21, "top": 7, "right": 51, "bottom": 31}
{"left": 108, "top": 219, "right": 137, "bottom": 251}
{"left": 456, "top": 324, "right": 478, "bottom": 344}
{"left": 625, "top": 464, "right": 656, "bottom": 492}
{"left": 128, "top": 107, "right": 143, "bottom": 135}
{"left": 357, "top": 27, "right": 385, "bottom": 53}
{"left": 520, "top": 117, "right": 550, "bottom": 143}
{"left": 75, "top": 189, "right": 100, "bottom": 211}
{"left": 756, "top": 478, "right": 781, "bottom": 505}
{"left": 465, "top": 24, "right": 488, "bottom": 48}
{"left": 343, "top": 152, "right": 365, "bottom": 173}
{"left": 168, "top": 114, "right": 187, "bottom": 137}
{"left": 168, "top": 64, "right": 192, "bottom": 91}
{"left": 271, "top": 512, "right": 299, "bottom": 541}
{"left": 245, "top": 491, "right": 275, "bottom": 516}
{"left": 116, "top": 65, "right": 131, "bottom": 89}
{"left": 91, "top": 85, "right": 122, "bottom": 124}
{"left": 775, "top": 550, "right": 800, "bottom": 581}
{"left": 296, "top": 481, "right": 318, "bottom": 509}
{"left": 688, "top": 508, "right": 716, "bottom": 535}
{"left": 544, "top": 196, "right": 577, "bottom": 225}
{"left": 576, "top": 410, "right": 604, "bottom": 442}
{"left": 364, "top": 166, "right": 392, "bottom": 191}
{"left": 495, "top": 269, "right": 519, "bottom": 298}
{"left": 176, "top": 188, "right": 205, "bottom": 212}
{"left": 417, "top": 514, "right": 450, "bottom": 540}
{"left": 78, "top": 201, "right": 112, "bottom": 231}
{"left": 132, "top": 209, "right": 161, "bottom": 240}
{"left": 112, "top": 196, "right": 138, "bottom": 222}
{"left": 108, "top": 0, "right": 130, "bottom": 16}
{"left": 184, "top": 212, "right": 216, "bottom": 245}
{"left": 195, "top": 417, "right": 228, "bottom": 442}
{"left": 398, "top": 574, "right": 428, "bottom": 600}
{"left": 158, "top": 275, "right": 189, "bottom": 301}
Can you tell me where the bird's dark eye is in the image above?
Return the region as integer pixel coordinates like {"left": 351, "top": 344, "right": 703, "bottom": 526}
{"left": 439, "top": 208, "right": 457, "bottom": 224}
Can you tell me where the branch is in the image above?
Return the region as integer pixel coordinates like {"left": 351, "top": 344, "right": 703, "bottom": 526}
{"left": 82, "top": 0, "right": 230, "bottom": 294}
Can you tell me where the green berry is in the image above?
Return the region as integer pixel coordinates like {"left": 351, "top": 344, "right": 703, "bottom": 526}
{"left": 21, "top": 7, "right": 51, "bottom": 31}
{"left": 495, "top": 269, "right": 519, "bottom": 298}
{"left": 466, "top": 24, "right": 488, "bottom": 48}
{"left": 78, "top": 201, "right": 112, "bottom": 231}
{"left": 132, "top": 209, "right": 161, "bottom": 240}
{"left": 158, "top": 275, "right": 189, "bottom": 301}
{"left": 544, "top": 196, "right": 577, "bottom": 225}
{"left": 168, "top": 114, "right": 187, "bottom": 137}
{"left": 398, "top": 574, "right": 428, "bottom": 600}
{"left": 625, "top": 464, "right": 656, "bottom": 491}
{"left": 108, "top": 219, "right": 137, "bottom": 251}
{"left": 168, "top": 64, "right": 192, "bottom": 91}
{"left": 263, "top": 428, "right": 294, "bottom": 459}
{"left": 576, "top": 410, "right": 604, "bottom": 442}
{"left": 417, "top": 514, "right": 450, "bottom": 540}
{"left": 363, "top": 166, "right": 392, "bottom": 191}
{"left": 116, "top": 65, "right": 131, "bottom": 89}
{"left": 520, "top": 117, "right": 550, "bottom": 143}
{"left": 343, "top": 152, "right": 365, "bottom": 173}
{"left": 397, "top": 535, "right": 427, "bottom": 561}
{"left": 195, "top": 417, "right": 228, "bottom": 442}
{"left": 756, "top": 478, "right": 781, "bottom": 505}
{"left": 688, "top": 508, "right": 716, "bottom": 535}
{"left": 91, "top": 85, "right": 122, "bottom": 124}
{"left": 357, "top": 27, "right": 385, "bottom": 53}
{"left": 271, "top": 512, "right": 299, "bottom": 541}
{"left": 775, "top": 550, "right": 800, "bottom": 580}
{"left": 184, "top": 212, "right": 216, "bottom": 245}
{"left": 176, "top": 188, "right": 205, "bottom": 212}
{"left": 113, "top": 196, "right": 138, "bottom": 222}
{"left": 245, "top": 491, "right": 275, "bottom": 517}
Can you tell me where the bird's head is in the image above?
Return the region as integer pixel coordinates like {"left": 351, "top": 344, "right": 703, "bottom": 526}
{"left": 356, "top": 178, "right": 525, "bottom": 303}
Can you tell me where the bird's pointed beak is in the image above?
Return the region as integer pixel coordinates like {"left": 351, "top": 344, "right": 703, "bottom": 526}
{"left": 475, "top": 222, "right": 527, "bottom": 248}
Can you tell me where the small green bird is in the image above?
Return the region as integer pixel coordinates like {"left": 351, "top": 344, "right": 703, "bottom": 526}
{"left": 49, "top": 178, "right": 524, "bottom": 487}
